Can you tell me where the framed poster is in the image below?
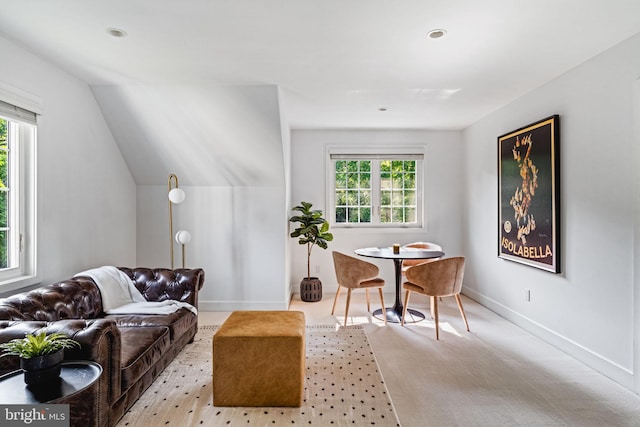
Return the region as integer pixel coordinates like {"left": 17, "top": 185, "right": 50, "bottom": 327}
{"left": 498, "top": 115, "right": 560, "bottom": 273}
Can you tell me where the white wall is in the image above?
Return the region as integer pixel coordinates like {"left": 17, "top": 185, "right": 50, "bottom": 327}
{"left": 0, "top": 36, "right": 136, "bottom": 293}
{"left": 290, "top": 129, "right": 463, "bottom": 293}
{"left": 462, "top": 33, "right": 640, "bottom": 389}
{"left": 137, "top": 185, "right": 288, "bottom": 310}
{"left": 121, "top": 86, "right": 290, "bottom": 310}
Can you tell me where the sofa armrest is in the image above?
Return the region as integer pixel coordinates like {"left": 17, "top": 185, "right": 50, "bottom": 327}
{"left": 118, "top": 268, "right": 205, "bottom": 308}
{"left": 0, "top": 318, "right": 122, "bottom": 405}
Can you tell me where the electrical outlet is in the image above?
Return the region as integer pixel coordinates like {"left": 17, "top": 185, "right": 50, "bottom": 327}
{"left": 525, "top": 289, "right": 531, "bottom": 302}
{"left": 315, "top": 265, "right": 320, "bottom": 273}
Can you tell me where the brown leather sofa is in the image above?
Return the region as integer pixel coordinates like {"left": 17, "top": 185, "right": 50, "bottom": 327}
{"left": 0, "top": 267, "right": 205, "bottom": 427}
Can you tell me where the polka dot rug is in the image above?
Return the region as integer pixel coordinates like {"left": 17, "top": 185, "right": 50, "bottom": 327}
{"left": 117, "top": 325, "right": 400, "bottom": 426}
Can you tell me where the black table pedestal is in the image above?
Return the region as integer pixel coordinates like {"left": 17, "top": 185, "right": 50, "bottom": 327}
{"left": 371, "top": 258, "right": 426, "bottom": 324}
{"left": 373, "top": 307, "right": 426, "bottom": 323}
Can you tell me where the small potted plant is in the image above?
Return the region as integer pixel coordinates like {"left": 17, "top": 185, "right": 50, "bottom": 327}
{"left": 289, "top": 201, "right": 333, "bottom": 302}
{"left": 0, "top": 330, "right": 80, "bottom": 385}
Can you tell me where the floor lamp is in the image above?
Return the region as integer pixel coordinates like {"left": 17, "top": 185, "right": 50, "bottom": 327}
{"left": 168, "top": 174, "right": 186, "bottom": 269}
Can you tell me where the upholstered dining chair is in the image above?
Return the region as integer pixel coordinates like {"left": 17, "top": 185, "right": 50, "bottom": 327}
{"left": 331, "top": 251, "right": 387, "bottom": 326}
{"left": 401, "top": 257, "right": 469, "bottom": 340}
{"left": 401, "top": 241, "right": 443, "bottom": 274}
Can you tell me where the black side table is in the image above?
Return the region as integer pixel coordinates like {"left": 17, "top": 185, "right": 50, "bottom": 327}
{"left": 0, "top": 361, "right": 102, "bottom": 426}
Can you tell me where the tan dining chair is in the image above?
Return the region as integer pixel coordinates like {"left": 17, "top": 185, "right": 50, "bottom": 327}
{"left": 331, "top": 251, "right": 387, "bottom": 326}
{"left": 401, "top": 241, "right": 444, "bottom": 304}
{"left": 401, "top": 241, "right": 443, "bottom": 274}
{"left": 401, "top": 257, "right": 469, "bottom": 340}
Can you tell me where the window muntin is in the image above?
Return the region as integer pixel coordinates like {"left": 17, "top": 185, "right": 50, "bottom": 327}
{"left": 329, "top": 151, "right": 423, "bottom": 228}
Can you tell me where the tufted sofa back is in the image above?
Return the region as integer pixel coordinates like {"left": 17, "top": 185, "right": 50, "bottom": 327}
{"left": 118, "top": 267, "right": 204, "bottom": 308}
{"left": 0, "top": 277, "right": 103, "bottom": 321}
{"left": 0, "top": 267, "right": 205, "bottom": 321}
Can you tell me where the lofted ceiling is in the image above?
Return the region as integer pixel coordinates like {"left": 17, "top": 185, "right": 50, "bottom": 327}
{"left": 1, "top": 1, "right": 639, "bottom": 130}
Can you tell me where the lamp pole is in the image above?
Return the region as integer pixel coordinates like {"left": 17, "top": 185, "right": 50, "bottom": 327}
{"left": 168, "top": 174, "right": 185, "bottom": 269}
{"left": 175, "top": 230, "right": 192, "bottom": 268}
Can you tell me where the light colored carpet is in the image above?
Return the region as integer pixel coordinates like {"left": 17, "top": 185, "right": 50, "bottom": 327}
{"left": 117, "top": 325, "right": 400, "bottom": 426}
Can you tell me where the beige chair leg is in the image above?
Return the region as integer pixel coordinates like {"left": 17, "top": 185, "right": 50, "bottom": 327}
{"left": 401, "top": 290, "right": 411, "bottom": 326}
{"left": 377, "top": 288, "right": 387, "bottom": 325}
{"left": 365, "top": 289, "right": 371, "bottom": 312}
{"left": 344, "top": 288, "right": 352, "bottom": 326}
{"left": 331, "top": 285, "right": 342, "bottom": 315}
{"left": 455, "top": 294, "right": 470, "bottom": 332}
{"left": 432, "top": 296, "right": 440, "bottom": 340}
{"left": 430, "top": 295, "right": 435, "bottom": 319}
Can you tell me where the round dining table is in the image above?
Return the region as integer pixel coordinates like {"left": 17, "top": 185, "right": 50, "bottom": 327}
{"left": 355, "top": 246, "right": 444, "bottom": 323}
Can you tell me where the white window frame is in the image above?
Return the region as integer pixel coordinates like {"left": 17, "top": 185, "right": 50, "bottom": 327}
{"left": 326, "top": 146, "right": 425, "bottom": 229}
{"left": 0, "top": 89, "right": 39, "bottom": 292}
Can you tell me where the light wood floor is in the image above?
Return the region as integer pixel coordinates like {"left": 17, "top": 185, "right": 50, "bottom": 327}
{"left": 200, "top": 293, "right": 640, "bottom": 426}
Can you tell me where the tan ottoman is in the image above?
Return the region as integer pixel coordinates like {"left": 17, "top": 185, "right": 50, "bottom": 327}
{"left": 212, "top": 310, "right": 306, "bottom": 407}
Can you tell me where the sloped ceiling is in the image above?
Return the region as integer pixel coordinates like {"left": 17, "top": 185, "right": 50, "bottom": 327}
{"left": 92, "top": 84, "right": 284, "bottom": 186}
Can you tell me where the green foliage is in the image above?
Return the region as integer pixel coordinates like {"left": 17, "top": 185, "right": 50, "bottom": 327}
{"left": 0, "top": 118, "right": 6, "bottom": 143}
{"left": 289, "top": 201, "right": 333, "bottom": 278}
{"left": 0, "top": 331, "right": 80, "bottom": 359}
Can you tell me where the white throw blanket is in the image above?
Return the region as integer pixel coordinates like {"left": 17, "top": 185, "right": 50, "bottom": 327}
{"left": 74, "top": 266, "right": 197, "bottom": 315}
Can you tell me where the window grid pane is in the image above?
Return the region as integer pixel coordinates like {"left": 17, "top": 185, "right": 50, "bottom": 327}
{"left": 380, "top": 160, "right": 417, "bottom": 223}
{"left": 0, "top": 191, "right": 8, "bottom": 228}
{"left": 335, "top": 160, "right": 372, "bottom": 223}
{"left": 0, "top": 230, "right": 7, "bottom": 269}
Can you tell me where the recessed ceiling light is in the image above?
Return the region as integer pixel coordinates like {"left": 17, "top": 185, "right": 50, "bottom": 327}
{"left": 106, "top": 28, "right": 128, "bottom": 38}
{"left": 427, "top": 29, "right": 447, "bottom": 39}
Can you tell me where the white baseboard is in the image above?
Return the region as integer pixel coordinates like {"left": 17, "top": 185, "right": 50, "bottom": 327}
{"left": 463, "top": 288, "right": 634, "bottom": 390}
{"left": 201, "top": 291, "right": 398, "bottom": 312}
{"left": 199, "top": 300, "right": 290, "bottom": 311}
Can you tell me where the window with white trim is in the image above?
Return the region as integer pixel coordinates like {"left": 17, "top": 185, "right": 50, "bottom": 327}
{"left": 328, "top": 149, "right": 424, "bottom": 228}
{"left": 0, "top": 98, "right": 37, "bottom": 289}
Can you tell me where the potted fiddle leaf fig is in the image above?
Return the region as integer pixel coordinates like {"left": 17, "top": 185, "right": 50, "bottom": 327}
{"left": 0, "top": 330, "right": 80, "bottom": 385}
{"left": 289, "top": 201, "right": 333, "bottom": 302}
